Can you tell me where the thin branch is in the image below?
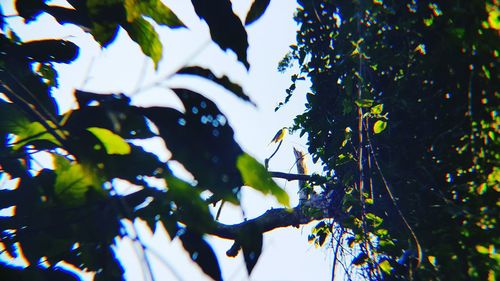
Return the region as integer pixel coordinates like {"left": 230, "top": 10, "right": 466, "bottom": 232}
{"left": 269, "top": 171, "right": 315, "bottom": 182}
{"left": 265, "top": 140, "right": 283, "bottom": 169}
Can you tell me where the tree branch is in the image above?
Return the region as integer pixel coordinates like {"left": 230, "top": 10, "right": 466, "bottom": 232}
{"left": 209, "top": 189, "right": 344, "bottom": 240}
{"left": 269, "top": 171, "right": 316, "bottom": 182}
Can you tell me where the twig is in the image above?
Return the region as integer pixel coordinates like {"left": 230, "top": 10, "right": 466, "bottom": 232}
{"left": 265, "top": 140, "right": 283, "bottom": 169}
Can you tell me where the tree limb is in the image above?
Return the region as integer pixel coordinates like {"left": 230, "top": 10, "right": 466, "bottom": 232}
{"left": 209, "top": 189, "right": 344, "bottom": 240}
{"left": 269, "top": 171, "right": 314, "bottom": 182}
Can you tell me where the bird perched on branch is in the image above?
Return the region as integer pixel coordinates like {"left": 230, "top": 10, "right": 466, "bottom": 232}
{"left": 268, "top": 127, "right": 288, "bottom": 146}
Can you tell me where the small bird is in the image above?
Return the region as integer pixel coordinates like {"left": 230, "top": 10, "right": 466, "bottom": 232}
{"left": 269, "top": 127, "right": 288, "bottom": 145}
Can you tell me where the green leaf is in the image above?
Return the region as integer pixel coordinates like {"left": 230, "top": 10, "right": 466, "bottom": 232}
{"left": 53, "top": 155, "right": 103, "bottom": 206}
{"left": 355, "top": 99, "right": 374, "bottom": 108}
{"left": 366, "top": 212, "right": 383, "bottom": 227}
{"left": 245, "top": 0, "right": 271, "bottom": 25}
{"left": 87, "top": 127, "right": 131, "bottom": 155}
{"left": 12, "top": 121, "right": 61, "bottom": 150}
{"left": 123, "top": 17, "right": 162, "bottom": 68}
{"left": 236, "top": 153, "right": 290, "bottom": 206}
{"left": 370, "top": 104, "right": 384, "bottom": 115}
{"left": 379, "top": 260, "right": 393, "bottom": 274}
{"left": 131, "top": 0, "right": 185, "bottom": 28}
{"left": 476, "top": 245, "right": 490, "bottom": 254}
{"left": 373, "top": 120, "right": 387, "bottom": 134}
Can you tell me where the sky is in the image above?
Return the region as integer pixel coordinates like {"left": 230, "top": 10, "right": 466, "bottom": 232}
{"left": 1, "top": 0, "right": 338, "bottom": 280}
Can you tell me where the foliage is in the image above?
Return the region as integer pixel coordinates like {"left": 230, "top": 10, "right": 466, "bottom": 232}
{"left": 0, "top": 0, "right": 287, "bottom": 280}
{"left": 282, "top": 0, "right": 499, "bottom": 280}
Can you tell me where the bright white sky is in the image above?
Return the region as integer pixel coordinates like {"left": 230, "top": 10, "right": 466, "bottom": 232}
{"left": 2, "top": 0, "right": 338, "bottom": 280}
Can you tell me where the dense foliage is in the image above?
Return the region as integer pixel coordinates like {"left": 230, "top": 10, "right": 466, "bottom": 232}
{"left": 0, "top": 0, "right": 287, "bottom": 280}
{"left": 280, "top": 0, "right": 499, "bottom": 280}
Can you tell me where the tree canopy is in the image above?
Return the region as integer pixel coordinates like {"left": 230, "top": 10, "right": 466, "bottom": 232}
{"left": 0, "top": 0, "right": 498, "bottom": 281}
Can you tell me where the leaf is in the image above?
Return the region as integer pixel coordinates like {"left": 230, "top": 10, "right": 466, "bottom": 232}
{"left": 179, "top": 229, "right": 222, "bottom": 281}
{"left": 379, "top": 260, "right": 393, "bottom": 274}
{"left": 236, "top": 153, "right": 290, "bottom": 206}
{"left": 123, "top": 17, "right": 162, "bottom": 69}
{"left": 12, "top": 121, "right": 61, "bottom": 150}
{"left": 86, "top": 0, "right": 125, "bottom": 47}
{"left": 476, "top": 245, "right": 490, "bottom": 254}
{"left": 166, "top": 174, "right": 214, "bottom": 232}
{"left": 104, "top": 144, "right": 165, "bottom": 184}
{"left": 245, "top": 0, "right": 271, "bottom": 25}
{"left": 90, "top": 22, "right": 120, "bottom": 47}
{"left": 15, "top": 0, "right": 46, "bottom": 22}
{"left": 68, "top": 91, "right": 155, "bottom": 139}
{"left": 239, "top": 222, "right": 263, "bottom": 275}
{"left": 126, "top": 0, "right": 185, "bottom": 28}
{"left": 0, "top": 100, "right": 30, "bottom": 135}
{"left": 373, "top": 120, "right": 387, "bottom": 134}
{"left": 87, "top": 127, "right": 131, "bottom": 155}
{"left": 355, "top": 99, "right": 374, "bottom": 108}
{"left": 191, "top": 0, "right": 249, "bottom": 69}
{"left": 370, "top": 104, "right": 384, "bottom": 115}
{"left": 53, "top": 155, "right": 103, "bottom": 206}
{"left": 141, "top": 89, "right": 244, "bottom": 203}
{"left": 177, "top": 66, "right": 255, "bottom": 105}
{"left": 366, "top": 212, "right": 383, "bottom": 227}
{"left": 20, "top": 40, "right": 79, "bottom": 63}
{"left": 44, "top": 5, "right": 92, "bottom": 28}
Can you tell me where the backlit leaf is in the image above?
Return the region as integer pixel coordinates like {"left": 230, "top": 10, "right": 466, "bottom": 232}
{"left": 373, "top": 120, "right": 387, "bottom": 134}
{"left": 236, "top": 153, "right": 290, "bottom": 206}
{"left": 12, "top": 121, "right": 61, "bottom": 150}
{"left": 128, "top": 0, "right": 185, "bottom": 28}
{"left": 379, "top": 260, "right": 393, "bottom": 274}
{"left": 53, "top": 155, "right": 103, "bottom": 206}
{"left": 123, "top": 17, "right": 162, "bottom": 68}
{"left": 87, "top": 127, "right": 131, "bottom": 155}
{"left": 370, "top": 104, "right": 384, "bottom": 115}
{"left": 355, "top": 99, "right": 374, "bottom": 108}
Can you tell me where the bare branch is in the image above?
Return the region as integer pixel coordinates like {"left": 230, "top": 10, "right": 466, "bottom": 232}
{"left": 269, "top": 171, "right": 314, "bottom": 182}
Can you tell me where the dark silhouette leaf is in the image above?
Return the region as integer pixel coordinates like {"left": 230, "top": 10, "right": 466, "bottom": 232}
{"left": 104, "top": 144, "right": 165, "bottom": 185}
{"left": 245, "top": 0, "right": 271, "bottom": 25}
{"left": 240, "top": 222, "right": 263, "bottom": 275}
{"left": 44, "top": 5, "right": 91, "bottom": 29}
{"left": 191, "top": 0, "right": 249, "bottom": 69}
{"left": 179, "top": 229, "right": 222, "bottom": 281}
{"left": 20, "top": 40, "right": 79, "bottom": 63}
{"left": 15, "top": 0, "right": 46, "bottom": 22}
{"left": 140, "top": 89, "right": 244, "bottom": 203}
{"left": 66, "top": 92, "right": 155, "bottom": 139}
{"left": 177, "top": 66, "right": 255, "bottom": 106}
{"left": 166, "top": 174, "right": 214, "bottom": 232}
